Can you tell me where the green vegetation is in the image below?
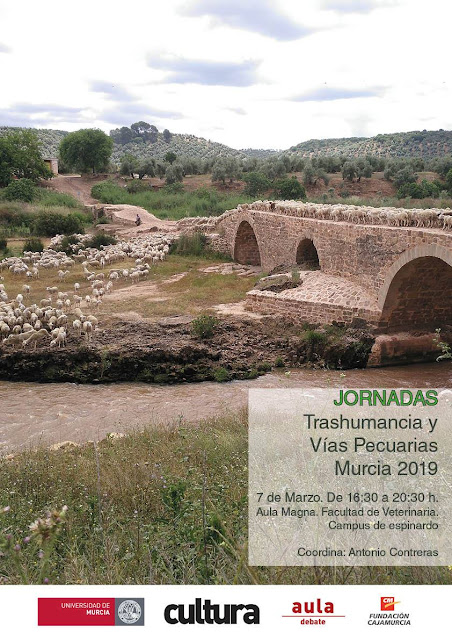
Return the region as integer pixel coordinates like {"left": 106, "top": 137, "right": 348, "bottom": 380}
{"left": 83, "top": 232, "right": 117, "bottom": 249}
{"left": 243, "top": 172, "right": 271, "bottom": 197}
{"left": 213, "top": 367, "right": 232, "bottom": 382}
{"left": 290, "top": 129, "right": 452, "bottom": 159}
{"left": 273, "top": 176, "right": 306, "bottom": 200}
{"left": 191, "top": 313, "right": 219, "bottom": 339}
{"left": 433, "top": 329, "right": 452, "bottom": 361}
{"left": 0, "top": 188, "right": 90, "bottom": 238}
{"left": 170, "top": 232, "right": 207, "bottom": 256}
{"left": 91, "top": 181, "right": 254, "bottom": 219}
{"left": 23, "top": 237, "right": 44, "bottom": 253}
{"left": 397, "top": 179, "right": 442, "bottom": 199}
{"left": 59, "top": 128, "right": 113, "bottom": 174}
{"left": 31, "top": 211, "right": 85, "bottom": 236}
{"left": 1, "top": 413, "right": 449, "bottom": 585}
{"left": 0, "top": 130, "right": 52, "bottom": 187}
{"left": 3, "top": 178, "right": 37, "bottom": 202}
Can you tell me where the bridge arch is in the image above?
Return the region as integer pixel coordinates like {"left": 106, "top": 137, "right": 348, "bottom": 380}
{"left": 233, "top": 220, "right": 261, "bottom": 266}
{"left": 378, "top": 244, "right": 452, "bottom": 332}
{"left": 296, "top": 237, "right": 320, "bottom": 270}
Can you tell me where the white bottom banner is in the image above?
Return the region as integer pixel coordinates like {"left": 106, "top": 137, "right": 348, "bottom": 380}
{"left": 0, "top": 584, "right": 449, "bottom": 637}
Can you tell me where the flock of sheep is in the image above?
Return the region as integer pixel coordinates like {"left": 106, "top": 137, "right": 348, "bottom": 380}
{"left": 238, "top": 200, "right": 452, "bottom": 229}
{"left": 0, "top": 234, "right": 173, "bottom": 351}
{"left": 178, "top": 201, "right": 452, "bottom": 232}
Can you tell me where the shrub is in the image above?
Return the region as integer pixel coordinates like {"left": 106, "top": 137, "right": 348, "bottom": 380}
{"left": 91, "top": 180, "right": 123, "bottom": 201}
{"left": 243, "top": 172, "right": 271, "bottom": 197}
{"left": 397, "top": 179, "right": 441, "bottom": 199}
{"left": 213, "top": 367, "right": 231, "bottom": 382}
{"left": 0, "top": 234, "right": 7, "bottom": 252}
{"left": 23, "top": 237, "right": 44, "bottom": 253}
{"left": 273, "top": 176, "right": 306, "bottom": 200}
{"left": 170, "top": 232, "right": 207, "bottom": 256}
{"left": 163, "top": 182, "right": 185, "bottom": 194}
{"left": 37, "top": 190, "right": 80, "bottom": 208}
{"left": 3, "top": 179, "right": 36, "bottom": 203}
{"left": 83, "top": 232, "right": 117, "bottom": 249}
{"left": 56, "top": 234, "right": 82, "bottom": 254}
{"left": 32, "top": 212, "right": 85, "bottom": 236}
{"left": 302, "top": 329, "right": 327, "bottom": 347}
{"left": 126, "top": 180, "right": 151, "bottom": 194}
{"left": 191, "top": 313, "right": 219, "bottom": 339}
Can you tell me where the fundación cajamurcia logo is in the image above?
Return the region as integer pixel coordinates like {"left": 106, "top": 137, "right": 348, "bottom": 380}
{"left": 282, "top": 598, "right": 345, "bottom": 626}
{"left": 37, "top": 598, "right": 144, "bottom": 626}
{"left": 367, "top": 597, "right": 410, "bottom": 626}
{"left": 164, "top": 598, "right": 260, "bottom": 625}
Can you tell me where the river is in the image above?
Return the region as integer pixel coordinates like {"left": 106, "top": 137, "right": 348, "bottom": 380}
{"left": 1, "top": 362, "right": 451, "bottom": 453}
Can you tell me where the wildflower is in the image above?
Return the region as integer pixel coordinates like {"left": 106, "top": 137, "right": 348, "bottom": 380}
{"left": 29, "top": 506, "right": 68, "bottom": 545}
{"left": 23, "top": 536, "right": 31, "bottom": 544}
{"left": 2, "top": 506, "right": 10, "bottom": 513}
{"left": 14, "top": 544, "right": 20, "bottom": 552}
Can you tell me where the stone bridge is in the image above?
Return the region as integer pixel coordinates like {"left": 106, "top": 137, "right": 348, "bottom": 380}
{"left": 212, "top": 202, "right": 452, "bottom": 340}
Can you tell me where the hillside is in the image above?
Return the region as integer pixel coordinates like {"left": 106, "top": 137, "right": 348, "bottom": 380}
{"left": 289, "top": 129, "right": 452, "bottom": 159}
{"left": 2, "top": 125, "right": 452, "bottom": 164}
{"left": 112, "top": 132, "right": 249, "bottom": 162}
{"left": 0, "top": 126, "right": 272, "bottom": 163}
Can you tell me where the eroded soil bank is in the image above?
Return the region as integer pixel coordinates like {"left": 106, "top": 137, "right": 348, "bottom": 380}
{"left": 0, "top": 318, "right": 374, "bottom": 384}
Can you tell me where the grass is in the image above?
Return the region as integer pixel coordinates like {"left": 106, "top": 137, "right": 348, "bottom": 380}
{"left": 0, "top": 411, "right": 450, "bottom": 585}
{"left": 0, "top": 187, "right": 89, "bottom": 238}
{"left": 99, "top": 255, "right": 259, "bottom": 321}
{"left": 0, "top": 253, "right": 259, "bottom": 324}
{"left": 91, "top": 181, "right": 254, "bottom": 220}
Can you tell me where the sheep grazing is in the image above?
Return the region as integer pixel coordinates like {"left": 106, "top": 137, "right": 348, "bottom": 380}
{"left": 0, "top": 230, "right": 176, "bottom": 355}
{"left": 50, "top": 328, "right": 66, "bottom": 349}
{"left": 72, "top": 319, "right": 82, "bottom": 336}
{"left": 82, "top": 320, "right": 93, "bottom": 341}
{"left": 23, "top": 328, "right": 49, "bottom": 350}
{"left": 3, "top": 330, "right": 36, "bottom": 347}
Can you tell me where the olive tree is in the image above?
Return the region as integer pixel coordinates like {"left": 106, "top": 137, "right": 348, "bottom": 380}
{"left": 59, "top": 129, "right": 113, "bottom": 174}
{"left": 0, "top": 130, "right": 52, "bottom": 187}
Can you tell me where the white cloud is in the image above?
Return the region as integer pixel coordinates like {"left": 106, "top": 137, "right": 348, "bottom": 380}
{"left": 0, "top": 0, "right": 450, "bottom": 149}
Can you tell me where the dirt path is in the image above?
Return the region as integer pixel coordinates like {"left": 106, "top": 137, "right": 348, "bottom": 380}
{"left": 46, "top": 175, "right": 177, "bottom": 236}
{"left": 45, "top": 174, "right": 101, "bottom": 205}
{"left": 101, "top": 204, "right": 177, "bottom": 236}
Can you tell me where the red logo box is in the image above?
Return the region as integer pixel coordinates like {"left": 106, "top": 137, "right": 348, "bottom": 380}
{"left": 38, "top": 598, "right": 116, "bottom": 626}
{"left": 381, "top": 597, "right": 397, "bottom": 611}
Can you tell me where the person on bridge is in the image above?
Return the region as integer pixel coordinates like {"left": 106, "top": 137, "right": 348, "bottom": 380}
{"left": 135, "top": 213, "right": 141, "bottom": 226}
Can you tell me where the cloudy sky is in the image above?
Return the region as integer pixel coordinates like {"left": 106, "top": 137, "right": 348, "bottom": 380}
{"left": 0, "top": 0, "right": 450, "bottom": 150}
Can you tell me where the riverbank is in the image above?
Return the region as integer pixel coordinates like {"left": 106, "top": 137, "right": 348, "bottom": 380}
{"left": 0, "top": 318, "right": 373, "bottom": 384}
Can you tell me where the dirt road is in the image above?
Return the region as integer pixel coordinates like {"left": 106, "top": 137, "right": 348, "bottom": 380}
{"left": 45, "top": 174, "right": 101, "bottom": 205}
{"left": 46, "top": 175, "right": 177, "bottom": 235}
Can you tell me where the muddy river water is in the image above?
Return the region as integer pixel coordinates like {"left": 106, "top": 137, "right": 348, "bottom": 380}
{"left": 1, "top": 362, "right": 451, "bottom": 453}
